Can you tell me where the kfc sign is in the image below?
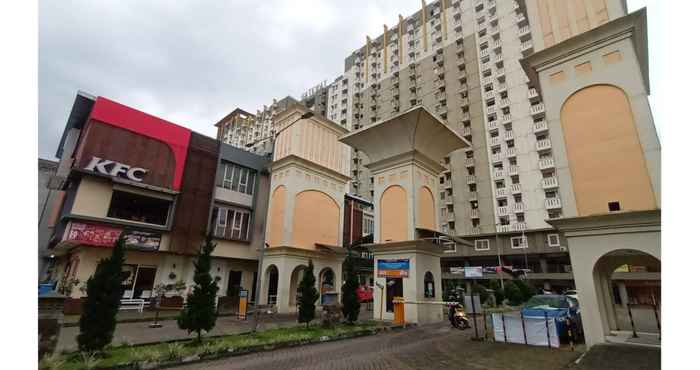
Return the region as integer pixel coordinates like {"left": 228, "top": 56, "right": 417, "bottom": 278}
{"left": 84, "top": 156, "right": 148, "bottom": 182}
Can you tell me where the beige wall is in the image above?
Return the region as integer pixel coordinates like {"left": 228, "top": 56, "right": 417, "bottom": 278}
{"left": 380, "top": 185, "right": 409, "bottom": 242}
{"left": 416, "top": 186, "right": 436, "bottom": 231}
{"left": 71, "top": 176, "right": 113, "bottom": 218}
{"left": 267, "top": 185, "right": 287, "bottom": 247}
{"left": 291, "top": 190, "right": 340, "bottom": 249}
{"left": 561, "top": 85, "right": 656, "bottom": 215}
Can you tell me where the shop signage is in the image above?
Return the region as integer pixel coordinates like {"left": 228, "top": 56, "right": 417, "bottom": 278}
{"left": 377, "top": 259, "right": 410, "bottom": 278}
{"left": 66, "top": 222, "right": 161, "bottom": 251}
{"left": 449, "top": 267, "right": 465, "bottom": 275}
{"left": 84, "top": 156, "right": 148, "bottom": 182}
{"left": 464, "top": 266, "right": 484, "bottom": 278}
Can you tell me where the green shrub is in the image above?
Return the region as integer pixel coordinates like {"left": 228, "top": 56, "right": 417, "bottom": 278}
{"left": 165, "top": 343, "right": 185, "bottom": 361}
{"left": 513, "top": 280, "right": 536, "bottom": 303}
{"left": 39, "top": 352, "right": 66, "bottom": 370}
{"left": 504, "top": 281, "right": 524, "bottom": 306}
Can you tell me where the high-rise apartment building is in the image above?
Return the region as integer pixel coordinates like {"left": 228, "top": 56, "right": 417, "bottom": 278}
{"left": 216, "top": 0, "right": 656, "bottom": 292}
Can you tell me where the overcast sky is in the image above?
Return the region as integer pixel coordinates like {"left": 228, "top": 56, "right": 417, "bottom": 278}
{"left": 38, "top": 0, "right": 661, "bottom": 160}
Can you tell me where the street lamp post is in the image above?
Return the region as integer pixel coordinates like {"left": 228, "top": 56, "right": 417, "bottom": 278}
{"left": 246, "top": 110, "right": 314, "bottom": 332}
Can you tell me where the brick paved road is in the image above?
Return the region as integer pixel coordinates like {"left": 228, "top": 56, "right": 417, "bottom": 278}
{"left": 174, "top": 322, "right": 582, "bottom": 370}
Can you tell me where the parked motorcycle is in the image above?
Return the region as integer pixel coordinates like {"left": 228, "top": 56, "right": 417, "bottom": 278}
{"left": 448, "top": 302, "right": 471, "bottom": 330}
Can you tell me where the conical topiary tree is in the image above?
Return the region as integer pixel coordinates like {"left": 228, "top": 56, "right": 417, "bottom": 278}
{"left": 77, "top": 234, "right": 127, "bottom": 352}
{"left": 177, "top": 233, "right": 219, "bottom": 343}
{"left": 341, "top": 252, "right": 360, "bottom": 324}
{"left": 297, "top": 259, "right": 319, "bottom": 328}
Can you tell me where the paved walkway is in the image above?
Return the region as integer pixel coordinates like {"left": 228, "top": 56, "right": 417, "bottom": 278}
{"left": 571, "top": 344, "right": 660, "bottom": 370}
{"left": 173, "top": 322, "right": 582, "bottom": 370}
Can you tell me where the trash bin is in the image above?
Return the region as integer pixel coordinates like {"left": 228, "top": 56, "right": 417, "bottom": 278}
{"left": 393, "top": 297, "right": 405, "bottom": 325}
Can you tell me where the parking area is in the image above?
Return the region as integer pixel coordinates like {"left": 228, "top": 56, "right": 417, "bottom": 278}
{"left": 174, "top": 322, "right": 583, "bottom": 370}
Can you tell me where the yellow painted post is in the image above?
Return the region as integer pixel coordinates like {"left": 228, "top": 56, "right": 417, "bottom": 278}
{"left": 393, "top": 297, "right": 405, "bottom": 326}
{"left": 238, "top": 290, "right": 248, "bottom": 320}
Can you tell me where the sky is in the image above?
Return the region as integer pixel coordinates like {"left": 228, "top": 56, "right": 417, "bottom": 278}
{"left": 38, "top": 0, "right": 661, "bottom": 160}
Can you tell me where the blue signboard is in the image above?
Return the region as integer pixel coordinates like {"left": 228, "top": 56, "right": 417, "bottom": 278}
{"left": 377, "top": 259, "right": 410, "bottom": 278}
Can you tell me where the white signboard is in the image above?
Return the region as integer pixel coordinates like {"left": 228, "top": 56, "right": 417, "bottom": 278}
{"left": 464, "top": 266, "right": 484, "bottom": 278}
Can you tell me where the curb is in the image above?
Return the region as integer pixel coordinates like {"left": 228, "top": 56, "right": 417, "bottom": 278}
{"left": 62, "top": 313, "right": 236, "bottom": 328}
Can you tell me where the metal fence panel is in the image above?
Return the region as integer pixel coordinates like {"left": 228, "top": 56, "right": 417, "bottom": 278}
{"left": 492, "top": 313, "right": 560, "bottom": 348}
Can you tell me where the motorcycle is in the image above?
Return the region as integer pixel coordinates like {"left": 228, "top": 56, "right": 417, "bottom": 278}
{"left": 448, "top": 301, "right": 471, "bottom": 330}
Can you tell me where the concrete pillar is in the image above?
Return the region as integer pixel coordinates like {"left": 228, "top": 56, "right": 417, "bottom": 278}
{"left": 539, "top": 258, "right": 549, "bottom": 273}
{"left": 601, "top": 276, "right": 619, "bottom": 332}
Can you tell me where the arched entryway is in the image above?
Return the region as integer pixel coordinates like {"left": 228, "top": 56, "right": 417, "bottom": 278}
{"left": 592, "top": 249, "right": 661, "bottom": 342}
{"left": 319, "top": 267, "right": 336, "bottom": 305}
{"left": 289, "top": 264, "right": 308, "bottom": 308}
{"left": 263, "top": 264, "right": 279, "bottom": 305}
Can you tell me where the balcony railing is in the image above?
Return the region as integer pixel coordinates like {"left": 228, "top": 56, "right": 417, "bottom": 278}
{"left": 462, "top": 112, "right": 471, "bottom": 122}
{"left": 501, "top": 113, "right": 512, "bottom": 124}
{"left": 468, "top": 191, "right": 478, "bottom": 201}
{"left": 512, "top": 203, "right": 525, "bottom": 213}
{"left": 446, "top": 212, "right": 456, "bottom": 222}
{"left": 486, "top": 105, "right": 497, "bottom": 115}
{"left": 536, "top": 138, "right": 552, "bottom": 151}
{"left": 508, "top": 165, "right": 519, "bottom": 176}
{"left": 487, "top": 120, "right": 499, "bottom": 131}
{"left": 530, "top": 103, "right": 546, "bottom": 116}
{"left": 465, "top": 157, "right": 475, "bottom": 167}
{"left": 469, "top": 208, "right": 480, "bottom": 219}
{"left": 493, "top": 169, "right": 505, "bottom": 179}
{"left": 518, "top": 25, "right": 531, "bottom": 38}
{"left": 491, "top": 152, "right": 504, "bottom": 163}
{"left": 444, "top": 195, "right": 454, "bottom": 204}
{"left": 496, "top": 206, "right": 509, "bottom": 216}
{"left": 479, "top": 48, "right": 490, "bottom": 58}
{"left": 495, "top": 187, "right": 508, "bottom": 199}
{"left": 542, "top": 176, "right": 559, "bottom": 189}
{"left": 489, "top": 136, "right": 501, "bottom": 147}
{"left": 499, "top": 98, "right": 510, "bottom": 108}
{"left": 484, "top": 90, "right": 495, "bottom": 101}
{"left": 510, "top": 183, "right": 522, "bottom": 194}
{"left": 463, "top": 126, "right": 472, "bottom": 137}
{"left": 506, "top": 147, "right": 517, "bottom": 158}
{"left": 513, "top": 222, "right": 527, "bottom": 231}
{"left": 467, "top": 175, "right": 477, "bottom": 184}
{"left": 503, "top": 130, "right": 514, "bottom": 141}
{"left": 520, "top": 40, "right": 533, "bottom": 53}
{"left": 533, "top": 120, "right": 548, "bottom": 133}
{"left": 528, "top": 88, "right": 539, "bottom": 100}
{"left": 538, "top": 158, "right": 555, "bottom": 170}
{"left": 545, "top": 197, "right": 562, "bottom": 209}
{"left": 496, "top": 224, "right": 512, "bottom": 233}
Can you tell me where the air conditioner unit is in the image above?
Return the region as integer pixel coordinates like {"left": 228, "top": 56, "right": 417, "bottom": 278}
{"left": 559, "top": 246, "right": 568, "bottom": 252}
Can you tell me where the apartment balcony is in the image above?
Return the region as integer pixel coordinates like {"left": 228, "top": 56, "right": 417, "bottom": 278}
{"left": 493, "top": 53, "right": 503, "bottom": 64}
{"left": 466, "top": 175, "right": 477, "bottom": 184}
{"left": 496, "top": 206, "right": 509, "bottom": 217}
{"left": 498, "top": 98, "right": 510, "bottom": 109}
{"left": 454, "top": 24, "right": 463, "bottom": 34}
{"left": 468, "top": 191, "right": 478, "bottom": 201}
{"left": 545, "top": 197, "right": 562, "bottom": 209}
{"left": 510, "top": 183, "right": 522, "bottom": 194}
{"left": 484, "top": 90, "right": 495, "bottom": 102}
{"left": 479, "top": 48, "right": 490, "bottom": 59}
{"left": 536, "top": 138, "right": 552, "bottom": 152}
{"left": 495, "top": 187, "right": 509, "bottom": 199}
{"left": 496, "top": 224, "right": 512, "bottom": 233}
{"left": 533, "top": 120, "right": 548, "bottom": 134}
{"left": 444, "top": 179, "right": 453, "bottom": 189}
{"left": 515, "top": 12, "right": 527, "bottom": 25}
{"left": 460, "top": 99, "right": 469, "bottom": 109}
{"left": 491, "top": 152, "right": 504, "bottom": 163}
{"left": 488, "top": 13, "right": 498, "bottom": 25}
{"left": 461, "top": 112, "right": 471, "bottom": 122}
{"left": 483, "top": 75, "right": 494, "bottom": 86}
{"left": 444, "top": 195, "right": 454, "bottom": 204}
{"left": 469, "top": 208, "right": 480, "bottom": 219}
{"left": 512, "top": 202, "right": 525, "bottom": 213}
{"left": 487, "top": 0, "right": 496, "bottom": 9}
{"left": 446, "top": 212, "right": 456, "bottom": 222}
{"left": 458, "top": 70, "right": 467, "bottom": 81}
{"left": 538, "top": 157, "right": 556, "bottom": 171}
{"left": 489, "top": 25, "right": 500, "bottom": 37}
{"left": 466, "top": 226, "right": 481, "bottom": 236}
{"left": 463, "top": 126, "right": 472, "bottom": 138}
{"left": 503, "top": 130, "right": 514, "bottom": 141}
{"left": 492, "top": 39, "right": 502, "bottom": 51}
{"left": 501, "top": 113, "right": 512, "bottom": 124}
{"left": 435, "top": 91, "right": 447, "bottom": 101}
{"left": 530, "top": 103, "right": 546, "bottom": 117}
{"left": 475, "top": 0, "right": 484, "bottom": 8}
{"left": 513, "top": 222, "right": 527, "bottom": 231}
{"left": 478, "top": 22, "right": 488, "bottom": 33}
{"left": 518, "top": 25, "right": 531, "bottom": 39}
{"left": 435, "top": 79, "right": 446, "bottom": 88}
{"left": 542, "top": 176, "right": 559, "bottom": 189}
{"left": 527, "top": 88, "right": 539, "bottom": 100}
{"left": 486, "top": 105, "right": 497, "bottom": 115}
{"left": 487, "top": 120, "right": 499, "bottom": 132}
{"left": 489, "top": 136, "right": 501, "bottom": 147}
{"left": 520, "top": 40, "right": 534, "bottom": 54}
{"left": 506, "top": 147, "right": 517, "bottom": 158}
{"left": 493, "top": 169, "right": 505, "bottom": 179}
{"left": 508, "top": 165, "right": 519, "bottom": 176}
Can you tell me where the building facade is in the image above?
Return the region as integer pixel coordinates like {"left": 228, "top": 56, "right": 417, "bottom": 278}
{"left": 38, "top": 158, "right": 59, "bottom": 281}
{"left": 44, "top": 93, "right": 271, "bottom": 305}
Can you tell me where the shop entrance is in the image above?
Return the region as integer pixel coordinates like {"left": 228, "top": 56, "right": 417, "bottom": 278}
{"left": 385, "top": 277, "right": 403, "bottom": 313}
{"left": 121, "top": 264, "right": 157, "bottom": 299}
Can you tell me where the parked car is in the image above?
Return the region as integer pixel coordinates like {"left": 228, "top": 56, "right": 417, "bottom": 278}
{"left": 521, "top": 294, "right": 583, "bottom": 339}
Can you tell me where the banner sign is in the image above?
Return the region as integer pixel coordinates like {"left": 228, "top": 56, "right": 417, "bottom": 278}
{"left": 464, "top": 266, "right": 484, "bottom": 278}
{"left": 67, "top": 222, "right": 161, "bottom": 251}
{"left": 377, "top": 259, "right": 410, "bottom": 278}
{"left": 449, "top": 267, "right": 465, "bottom": 275}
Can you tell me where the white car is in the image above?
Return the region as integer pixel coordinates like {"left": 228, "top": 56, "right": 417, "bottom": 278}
{"left": 564, "top": 289, "right": 578, "bottom": 300}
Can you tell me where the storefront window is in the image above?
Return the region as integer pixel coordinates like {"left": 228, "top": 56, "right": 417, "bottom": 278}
{"left": 107, "top": 190, "right": 171, "bottom": 226}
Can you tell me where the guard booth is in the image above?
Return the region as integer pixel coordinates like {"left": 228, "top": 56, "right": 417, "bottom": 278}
{"left": 339, "top": 107, "right": 469, "bottom": 324}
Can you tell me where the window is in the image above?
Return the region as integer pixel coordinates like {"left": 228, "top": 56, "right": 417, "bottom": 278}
{"left": 475, "top": 239, "right": 490, "bottom": 251}
{"left": 219, "top": 162, "right": 256, "bottom": 195}
{"left": 511, "top": 236, "right": 527, "bottom": 249}
{"left": 211, "top": 206, "right": 251, "bottom": 241}
{"left": 443, "top": 241, "right": 456, "bottom": 253}
{"left": 547, "top": 234, "right": 560, "bottom": 247}
{"left": 362, "top": 213, "right": 374, "bottom": 236}
{"left": 107, "top": 190, "right": 171, "bottom": 226}
{"left": 424, "top": 271, "right": 435, "bottom": 298}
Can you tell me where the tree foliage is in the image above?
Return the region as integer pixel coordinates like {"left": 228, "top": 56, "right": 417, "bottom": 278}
{"left": 504, "top": 281, "right": 525, "bottom": 306}
{"left": 514, "top": 279, "right": 536, "bottom": 303}
{"left": 297, "top": 259, "right": 319, "bottom": 328}
{"left": 341, "top": 253, "right": 360, "bottom": 324}
{"left": 77, "top": 235, "right": 127, "bottom": 352}
{"left": 177, "top": 233, "right": 219, "bottom": 343}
